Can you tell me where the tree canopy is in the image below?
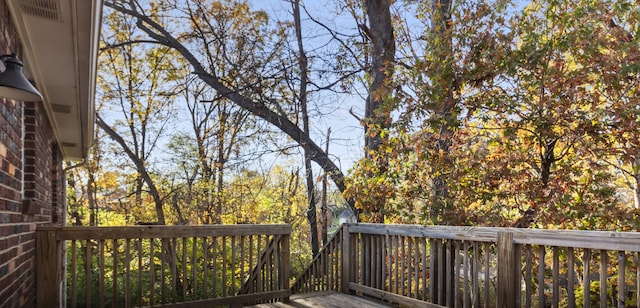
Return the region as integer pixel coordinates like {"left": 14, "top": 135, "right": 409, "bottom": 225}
{"left": 68, "top": 0, "right": 640, "bottom": 248}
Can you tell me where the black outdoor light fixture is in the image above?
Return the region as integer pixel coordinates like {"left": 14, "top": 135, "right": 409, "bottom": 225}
{"left": 0, "top": 53, "right": 42, "bottom": 101}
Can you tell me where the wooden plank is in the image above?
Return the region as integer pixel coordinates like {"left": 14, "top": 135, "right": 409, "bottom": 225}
{"left": 538, "top": 246, "right": 545, "bottom": 308}
{"left": 181, "top": 238, "right": 187, "bottom": 302}
{"left": 525, "top": 245, "right": 533, "bottom": 308}
{"left": 637, "top": 252, "right": 640, "bottom": 308}
{"left": 281, "top": 234, "right": 291, "bottom": 302}
{"left": 395, "top": 235, "right": 400, "bottom": 295}
{"left": 113, "top": 239, "right": 119, "bottom": 307}
{"left": 171, "top": 238, "right": 178, "bottom": 302}
{"left": 70, "top": 240, "right": 77, "bottom": 308}
{"left": 422, "top": 238, "right": 427, "bottom": 301}
{"left": 453, "top": 240, "right": 460, "bottom": 307}
{"left": 497, "top": 232, "right": 516, "bottom": 308}
{"left": 99, "top": 240, "right": 105, "bottom": 308}
{"left": 161, "top": 239, "right": 166, "bottom": 303}
{"left": 245, "top": 291, "right": 396, "bottom": 308}
{"left": 203, "top": 237, "right": 209, "bottom": 298}
{"left": 232, "top": 236, "right": 237, "bottom": 295}
{"left": 191, "top": 238, "right": 198, "bottom": 299}
{"left": 86, "top": 241, "right": 92, "bottom": 307}
{"left": 552, "top": 247, "right": 559, "bottom": 306}
{"left": 483, "top": 242, "right": 490, "bottom": 307}
{"left": 567, "top": 247, "right": 575, "bottom": 308}
{"left": 36, "top": 229, "right": 60, "bottom": 308}
{"left": 445, "top": 240, "right": 452, "bottom": 306}
{"left": 515, "top": 244, "right": 522, "bottom": 308}
{"left": 438, "top": 240, "right": 445, "bottom": 304}
{"left": 472, "top": 242, "right": 479, "bottom": 307}
{"left": 341, "top": 224, "right": 351, "bottom": 293}
{"left": 125, "top": 239, "right": 131, "bottom": 307}
{"left": 618, "top": 251, "right": 625, "bottom": 308}
{"left": 429, "top": 239, "right": 436, "bottom": 302}
{"left": 583, "top": 249, "right": 591, "bottom": 308}
{"left": 414, "top": 238, "right": 420, "bottom": 300}
{"left": 347, "top": 224, "right": 640, "bottom": 252}
{"left": 222, "top": 236, "right": 227, "bottom": 296}
{"left": 463, "top": 241, "right": 469, "bottom": 308}
{"left": 349, "top": 224, "right": 499, "bottom": 243}
{"left": 158, "top": 290, "right": 291, "bottom": 308}
{"left": 138, "top": 239, "right": 143, "bottom": 307}
{"left": 41, "top": 224, "right": 292, "bottom": 240}
{"left": 150, "top": 239, "right": 155, "bottom": 306}
{"left": 349, "top": 282, "right": 445, "bottom": 308}
{"left": 600, "top": 250, "right": 607, "bottom": 308}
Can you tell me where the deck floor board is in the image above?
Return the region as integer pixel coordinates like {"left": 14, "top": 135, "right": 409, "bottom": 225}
{"left": 244, "top": 291, "right": 395, "bottom": 308}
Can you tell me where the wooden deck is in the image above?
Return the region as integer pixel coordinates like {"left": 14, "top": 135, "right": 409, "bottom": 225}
{"left": 244, "top": 291, "right": 394, "bottom": 308}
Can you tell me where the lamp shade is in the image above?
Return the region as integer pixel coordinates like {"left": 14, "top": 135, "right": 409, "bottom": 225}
{"left": 0, "top": 54, "right": 42, "bottom": 101}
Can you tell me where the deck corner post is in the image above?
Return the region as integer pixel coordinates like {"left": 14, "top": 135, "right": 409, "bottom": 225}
{"left": 281, "top": 230, "right": 291, "bottom": 303}
{"left": 341, "top": 223, "right": 351, "bottom": 293}
{"left": 36, "top": 228, "right": 62, "bottom": 308}
{"left": 497, "top": 231, "right": 517, "bottom": 308}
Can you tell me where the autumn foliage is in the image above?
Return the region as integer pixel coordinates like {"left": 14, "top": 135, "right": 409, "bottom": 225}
{"left": 345, "top": 0, "right": 640, "bottom": 230}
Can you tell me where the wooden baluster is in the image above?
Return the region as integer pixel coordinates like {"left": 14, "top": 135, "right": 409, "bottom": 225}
{"left": 99, "top": 240, "right": 105, "bottom": 308}
{"left": 483, "top": 242, "right": 490, "bottom": 307}
{"left": 150, "top": 239, "right": 155, "bottom": 306}
{"left": 112, "top": 239, "right": 118, "bottom": 308}
{"left": 567, "top": 247, "right": 575, "bottom": 308}
{"left": 538, "top": 246, "right": 546, "bottom": 308}
{"left": 583, "top": 249, "right": 591, "bottom": 308}
{"left": 600, "top": 250, "right": 607, "bottom": 308}
{"left": 422, "top": 238, "right": 427, "bottom": 301}
{"left": 137, "top": 239, "right": 142, "bottom": 307}
{"left": 161, "top": 238, "right": 166, "bottom": 303}
{"left": 525, "top": 245, "right": 533, "bottom": 308}
{"left": 231, "top": 236, "right": 236, "bottom": 295}
{"left": 552, "top": 246, "right": 559, "bottom": 307}
{"left": 70, "top": 239, "right": 77, "bottom": 308}
{"left": 618, "top": 251, "right": 626, "bottom": 308}
{"left": 497, "top": 232, "right": 516, "bottom": 308}
{"left": 125, "top": 239, "right": 131, "bottom": 307}
{"left": 472, "top": 242, "right": 480, "bottom": 307}
{"left": 463, "top": 241, "right": 470, "bottom": 308}
{"left": 450, "top": 240, "right": 460, "bottom": 307}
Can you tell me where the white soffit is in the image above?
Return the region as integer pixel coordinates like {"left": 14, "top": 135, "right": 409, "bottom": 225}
{"left": 6, "top": 0, "right": 103, "bottom": 160}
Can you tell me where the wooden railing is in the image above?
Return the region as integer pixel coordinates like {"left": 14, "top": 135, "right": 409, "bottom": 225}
{"left": 292, "top": 223, "right": 640, "bottom": 308}
{"left": 36, "top": 224, "right": 290, "bottom": 308}
{"left": 290, "top": 224, "right": 344, "bottom": 294}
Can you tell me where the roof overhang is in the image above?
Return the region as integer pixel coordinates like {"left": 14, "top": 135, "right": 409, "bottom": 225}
{"left": 6, "top": 0, "right": 103, "bottom": 160}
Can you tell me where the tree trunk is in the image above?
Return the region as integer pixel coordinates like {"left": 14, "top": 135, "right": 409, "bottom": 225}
{"left": 321, "top": 128, "right": 331, "bottom": 246}
{"left": 430, "top": 0, "right": 455, "bottom": 224}
{"left": 292, "top": 0, "right": 320, "bottom": 255}
{"left": 96, "top": 114, "right": 167, "bottom": 225}
{"left": 105, "top": 0, "right": 358, "bottom": 221}
{"left": 634, "top": 164, "right": 640, "bottom": 209}
{"left": 363, "top": 0, "right": 396, "bottom": 223}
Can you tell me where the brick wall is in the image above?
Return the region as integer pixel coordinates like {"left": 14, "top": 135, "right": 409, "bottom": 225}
{"left": 0, "top": 1, "right": 65, "bottom": 306}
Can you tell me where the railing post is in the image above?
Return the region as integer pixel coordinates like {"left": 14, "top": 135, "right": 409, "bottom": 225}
{"left": 281, "top": 232, "right": 291, "bottom": 303}
{"left": 36, "top": 228, "right": 61, "bottom": 308}
{"left": 341, "top": 223, "right": 351, "bottom": 293}
{"left": 497, "top": 231, "right": 517, "bottom": 308}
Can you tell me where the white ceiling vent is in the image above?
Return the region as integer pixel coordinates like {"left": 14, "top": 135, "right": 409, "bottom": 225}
{"left": 21, "top": 0, "right": 62, "bottom": 22}
{"left": 51, "top": 103, "right": 72, "bottom": 114}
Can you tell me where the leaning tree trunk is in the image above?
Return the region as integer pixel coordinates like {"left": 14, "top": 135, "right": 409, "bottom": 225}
{"left": 96, "top": 114, "right": 166, "bottom": 225}
{"left": 105, "top": 0, "right": 359, "bottom": 220}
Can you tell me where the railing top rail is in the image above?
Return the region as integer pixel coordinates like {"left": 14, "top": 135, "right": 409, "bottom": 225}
{"left": 348, "top": 223, "right": 640, "bottom": 252}
{"left": 37, "top": 224, "right": 291, "bottom": 240}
